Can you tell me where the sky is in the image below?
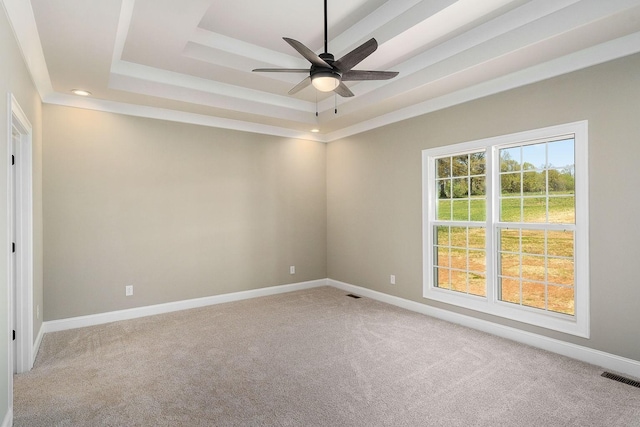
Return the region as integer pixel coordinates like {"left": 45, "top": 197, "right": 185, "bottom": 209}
{"left": 501, "top": 138, "right": 574, "bottom": 169}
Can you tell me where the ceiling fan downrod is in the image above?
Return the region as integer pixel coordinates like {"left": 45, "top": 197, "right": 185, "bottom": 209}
{"left": 324, "top": 0, "right": 328, "bottom": 54}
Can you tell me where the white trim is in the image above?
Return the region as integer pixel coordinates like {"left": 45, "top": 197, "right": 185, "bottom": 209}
{"left": 324, "top": 32, "right": 640, "bottom": 142}
{"left": 32, "top": 323, "right": 43, "bottom": 366}
{"left": 5, "top": 94, "right": 13, "bottom": 424}
{"left": 0, "top": 408, "right": 11, "bottom": 427}
{"left": 328, "top": 279, "right": 640, "bottom": 379}
{"left": 43, "top": 93, "right": 328, "bottom": 143}
{"left": 0, "top": 0, "right": 53, "bottom": 99}
{"left": 9, "top": 94, "right": 34, "bottom": 374}
{"left": 43, "top": 279, "right": 328, "bottom": 333}
{"left": 42, "top": 31, "right": 640, "bottom": 144}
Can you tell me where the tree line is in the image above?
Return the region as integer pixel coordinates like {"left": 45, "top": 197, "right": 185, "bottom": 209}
{"left": 438, "top": 152, "right": 574, "bottom": 198}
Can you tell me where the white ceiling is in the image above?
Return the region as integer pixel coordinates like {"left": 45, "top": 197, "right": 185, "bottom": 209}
{"left": 5, "top": 0, "right": 640, "bottom": 141}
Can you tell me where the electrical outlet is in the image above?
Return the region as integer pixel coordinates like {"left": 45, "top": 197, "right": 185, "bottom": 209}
{"left": 390, "top": 275, "right": 396, "bottom": 285}
{"left": 290, "top": 266, "right": 295, "bottom": 274}
{"left": 125, "top": 285, "right": 134, "bottom": 296}
{"left": 37, "top": 305, "right": 40, "bottom": 320}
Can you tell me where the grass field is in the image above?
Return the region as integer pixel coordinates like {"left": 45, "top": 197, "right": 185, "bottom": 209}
{"left": 436, "top": 193, "right": 575, "bottom": 315}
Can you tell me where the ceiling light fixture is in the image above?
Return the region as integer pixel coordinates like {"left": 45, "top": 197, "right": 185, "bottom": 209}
{"left": 311, "top": 70, "right": 340, "bottom": 92}
{"left": 311, "top": 129, "right": 320, "bottom": 133}
{"left": 71, "top": 89, "right": 91, "bottom": 96}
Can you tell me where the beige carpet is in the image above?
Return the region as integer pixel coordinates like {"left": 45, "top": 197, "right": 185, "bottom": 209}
{"left": 14, "top": 286, "right": 640, "bottom": 426}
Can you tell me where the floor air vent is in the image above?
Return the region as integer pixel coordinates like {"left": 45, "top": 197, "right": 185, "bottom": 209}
{"left": 601, "top": 372, "right": 640, "bottom": 388}
{"left": 346, "top": 294, "right": 361, "bottom": 299}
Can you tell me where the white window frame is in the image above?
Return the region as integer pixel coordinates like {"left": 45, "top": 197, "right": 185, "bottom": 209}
{"left": 422, "top": 121, "right": 589, "bottom": 337}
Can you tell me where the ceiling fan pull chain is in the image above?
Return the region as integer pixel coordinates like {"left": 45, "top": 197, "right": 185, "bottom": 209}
{"left": 335, "top": 93, "right": 338, "bottom": 114}
{"left": 316, "top": 91, "right": 319, "bottom": 117}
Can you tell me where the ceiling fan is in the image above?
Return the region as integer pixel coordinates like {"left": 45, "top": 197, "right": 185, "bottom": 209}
{"left": 252, "top": 0, "right": 398, "bottom": 97}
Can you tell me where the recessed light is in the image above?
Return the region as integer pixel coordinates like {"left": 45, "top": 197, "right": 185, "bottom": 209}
{"left": 71, "top": 89, "right": 91, "bottom": 96}
{"left": 311, "top": 129, "right": 320, "bottom": 133}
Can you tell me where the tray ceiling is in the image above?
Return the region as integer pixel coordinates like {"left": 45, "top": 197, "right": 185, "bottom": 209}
{"left": 5, "top": 0, "right": 640, "bottom": 141}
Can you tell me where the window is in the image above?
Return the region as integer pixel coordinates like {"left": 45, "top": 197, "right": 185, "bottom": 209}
{"left": 422, "top": 122, "right": 589, "bottom": 337}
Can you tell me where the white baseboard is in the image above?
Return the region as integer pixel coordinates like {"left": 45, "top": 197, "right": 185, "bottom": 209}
{"left": 1, "top": 408, "right": 12, "bottom": 427}
{"left": 328, "top": 279, "right": 640, "bottom": 380}
{"left": 43, "top": 279, "right": 327, "bottom": 334}
{"left": 32, "top": 324, "right": 44, "bottom": 366}
{"left": 38, "top": 277, "right": 640, "bottom": 380}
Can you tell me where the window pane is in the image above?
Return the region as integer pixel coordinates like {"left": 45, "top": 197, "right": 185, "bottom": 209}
{"left": 435, "top": 247, "right": 450, "bottom": 268}
{"left": 522, "top": 197, "right": 547, "bottom": 223}
{"left": 521, "top": 255, "right": 545, "bottom": 282}
{"left": 469, "top": 250, "right": 486, "bottom": 273}
{"left": 499, "top": 278, "right": 520, "bottom": 304}
{"left": 548, "top": 168, "right": 575, "bottom": 195}
{"left": 500, "top": 229, "right": 520, "bottom": 252}
{"left": 470, "top": 176, "right": 485, "bottom": 196}
{"left": 450, "top": 248, "right": 467, "bottom": 270}
{"left": 547, "top": 230, "right": 574, "bottom": 257}
{"left": 500, "top": 198, "right": 521, "bottom": 222}
{"left": 522, "top": 171, "right": 544, "bottom": 194}
{"left": 452, "top": 200, "right": 469, "bottom": 221}
{"left": 437, "top": 179, "right": 451, "bottom": 199}
{"left": 469, "top": 273, "right": 486, "bottom": 297}
{"left": 501, "top": 173, "right": 521, "bottom": 195}
{"left": 522, "top": 281, "right": 546, "bottom": 310}
{"left": 451, "top": 270, "right": 467, "bottom": 293}
{"left": 469, "top": 152, "right": 486, "bottom": 175}
{"left": 548, "top": 257, "right": 574, "bottom": 286}
{"left": 548, "top": 197, "right": 575, "bottom": 224}
{"left": 468, "top": 228, "right": 485, "bottom": 249}
{"left": 500, "top": 147, "right": 521, "bottom": 172}
{"left": 521, "top": 230, "right": 545, "bottom": 255}
{"left": 436, "top": 226, "right": 450, "bottom": 246}
{"left": 548, "top": 285, "right": 574, "bottom": 315}
{"left": 437, "top": 157, "right": 452, "bottom": 178}
{"left": 452, "top": 155, "right": 468, "bottom": 177}
{"left": 470, "top": 199, "right": 486, "bottom": 221}
{"left": 449, "top": 227, "right": 467, "bottom": 247}
{"left": 435, "top": 267, "right": 450, "bottom": 289}
{"left": 437, "top": 199, "right": 452, "bottom": 220}
{"left": 548, "top": 138, "right": 574, "bottom": 169}
{"left": 452, "top": 178, "right": 468, "bottom": 198}
{"left": 500, "top": 253, "right": 520, "bottom": 277}
{"left": 522, "top": 143, "right": 546, "bottom": 170}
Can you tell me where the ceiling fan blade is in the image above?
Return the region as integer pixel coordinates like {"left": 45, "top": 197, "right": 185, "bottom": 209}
{"left": 341, "top": 70, "right": 399, "bottom": 81}
{"left": 252, "top": 68, "right": 310, "bottom": 73}
{"left": 333, "top": 82, "right": 354, "bottom": 98}
{"left": 283, "top": 38, "right": 331, "bottom": 68}
{"left": 333, "top": 38, "right": 378, "bottom": 72}
{"left": 289, "top": 77, "right": 312, "bottom": 95}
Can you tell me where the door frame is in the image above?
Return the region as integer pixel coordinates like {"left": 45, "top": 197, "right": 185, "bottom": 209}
{"left": 6, "top": 93, "right": 34, "bottom": 387}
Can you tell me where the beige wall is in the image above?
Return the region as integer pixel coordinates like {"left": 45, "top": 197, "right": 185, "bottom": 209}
{"left": 327, "top": 53, "right": 640, "bottom": 362}
{"left": 37, "top": 34, "right": 640, "bottom": 367}
{"left": 43, "top": 106, "right": 327, "bottom": 320}
{"left": 0, "top": 4, "right": 44, "bottom": 422}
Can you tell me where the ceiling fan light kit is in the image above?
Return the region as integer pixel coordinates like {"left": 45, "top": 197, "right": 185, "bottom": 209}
{"left": 311, "top": 74, "right": 339, "bottom": 92}
{"left": 252, "top": 0, "right": 398, "bottom": 99}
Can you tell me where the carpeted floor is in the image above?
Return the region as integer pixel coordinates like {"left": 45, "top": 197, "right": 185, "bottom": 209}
{"left": 13, "top": 286, "right": 640, "bottom": 426}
